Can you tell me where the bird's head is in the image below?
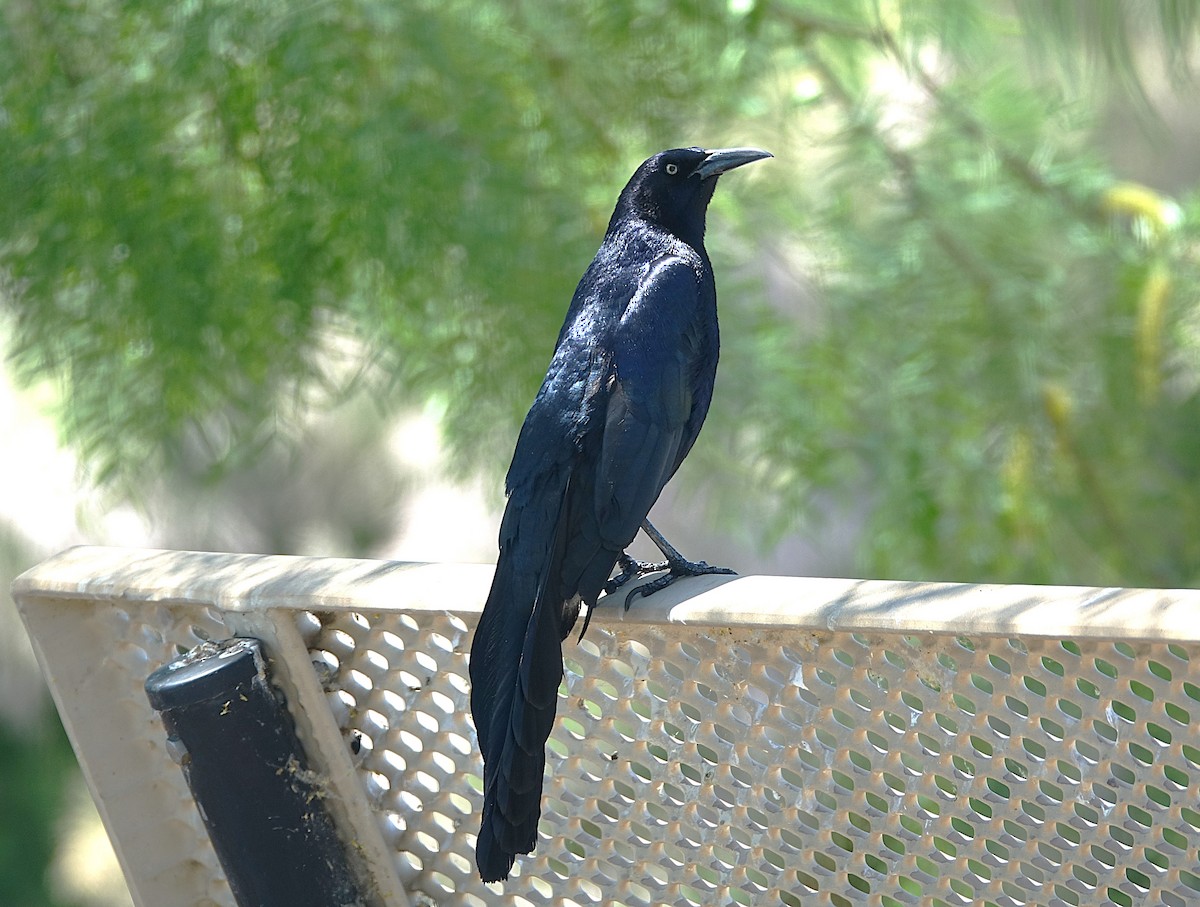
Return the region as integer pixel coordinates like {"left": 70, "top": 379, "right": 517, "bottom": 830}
{"left": 611, "top": 146, "right": 772, "bottom": 244}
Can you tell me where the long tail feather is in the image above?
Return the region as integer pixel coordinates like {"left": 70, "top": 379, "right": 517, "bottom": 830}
{"left": 470, "top": 483, "right": 572, "bottom": 882}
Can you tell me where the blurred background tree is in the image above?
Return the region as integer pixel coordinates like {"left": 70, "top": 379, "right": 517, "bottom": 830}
{"left": 2, "top": 0, "right": 1200, "bottom": 902}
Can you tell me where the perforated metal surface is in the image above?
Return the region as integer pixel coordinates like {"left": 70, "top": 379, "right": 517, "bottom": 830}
{"left": 312, "top": 609, "right": 1200, "bottom": 907}
{"left": 12, "top": 548, "right": 1200, "bottom": 907}
{"left": 28, "top": 594, "right": 235, "bottom": 906}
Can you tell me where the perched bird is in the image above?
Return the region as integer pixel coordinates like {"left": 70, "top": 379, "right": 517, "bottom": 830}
{"left": 469, "top": 146, "right": 771, "bottom": 882}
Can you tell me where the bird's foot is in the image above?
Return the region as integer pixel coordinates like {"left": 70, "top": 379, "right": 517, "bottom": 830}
{"left": 623, "top": 556, "right": 736, "bottom": 610}
{"left": 605, "top": 553, "right": 667, "bottom": 594}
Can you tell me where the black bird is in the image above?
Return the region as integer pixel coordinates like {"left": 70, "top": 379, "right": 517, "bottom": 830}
{"left": 469, "top": 146, "right": 771, "bottom": 882}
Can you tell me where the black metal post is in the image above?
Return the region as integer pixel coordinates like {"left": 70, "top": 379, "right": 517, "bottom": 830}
{"left": 145, "top": 637, "right": 365, "bottom": 907}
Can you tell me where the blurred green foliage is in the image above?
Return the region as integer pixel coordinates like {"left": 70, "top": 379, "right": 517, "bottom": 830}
{"left": 3, "top": 0, "right": 1200, "bottom": 591}
{"left": 0, "top": 709, "right": 79, "bottom": 907}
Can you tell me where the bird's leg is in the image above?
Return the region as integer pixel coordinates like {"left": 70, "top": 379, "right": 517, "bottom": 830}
{"left": 641, "top": 520, "right": 736, "bottom": 576}
{"left": 624, "top": 519, "right": 736, "bottom": 608}
{"left": 605, "top": 552, "right": 668, "bottom": 594}
{"left": 587, "top": 553, "right": 668, "bottom": 640}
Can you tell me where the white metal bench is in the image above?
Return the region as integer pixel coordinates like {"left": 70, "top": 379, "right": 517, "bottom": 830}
{"left": 13, "top": 546, "right": 1200, "bottom": 906}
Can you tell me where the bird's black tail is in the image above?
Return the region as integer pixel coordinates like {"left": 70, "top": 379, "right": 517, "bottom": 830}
{"left": 469, "top": 488, "right": 574, "bottom": 882}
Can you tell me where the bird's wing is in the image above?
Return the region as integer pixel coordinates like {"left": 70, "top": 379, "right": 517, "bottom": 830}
{"left": 503, "top": 322, "right": 615, "bottom": 496}
{"left": 592, "top": 254, "right": 707, "bottom": 545}
{"left": 471, "top": 308, "right": 619, "bottom": 880}
{"left": 471, "top": 328, "right": 614, "bottom": 760}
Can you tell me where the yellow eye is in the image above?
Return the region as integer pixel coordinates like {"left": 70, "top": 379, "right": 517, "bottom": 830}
{"left": 665, "top": 163, "right": 679, "bottom": 175}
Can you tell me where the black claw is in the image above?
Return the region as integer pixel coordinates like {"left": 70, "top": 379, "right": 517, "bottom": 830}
{"left": 605, "top": 553, "right": 667, "bottom": 595}
{"left": 687, "top": 561, "right": 737, "bottom": 576}
{"left": 605, "top": 572, "right": 632, "bottom": 594}
{"left": 624, "top": 573, "right": 676, "bottom": 608}
{"left": 622, "top": 557, "right": 736, "bottom": 609}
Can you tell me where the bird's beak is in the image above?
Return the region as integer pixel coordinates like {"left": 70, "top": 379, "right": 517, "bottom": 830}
{"left": 693, "top": 147, "right": 773, "bottom": 179}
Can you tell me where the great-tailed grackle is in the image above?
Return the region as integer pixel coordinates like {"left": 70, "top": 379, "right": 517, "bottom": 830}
{"left": 469, "top": 146, "right": 771, "bottom": 882}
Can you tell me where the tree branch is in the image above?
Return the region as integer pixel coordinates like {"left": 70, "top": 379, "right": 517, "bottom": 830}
{"left": 874, "top": 29, "right": 1104, "bottom": 225}
{"left": 803, "top": 45, "right": 999, "bottom": 302}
